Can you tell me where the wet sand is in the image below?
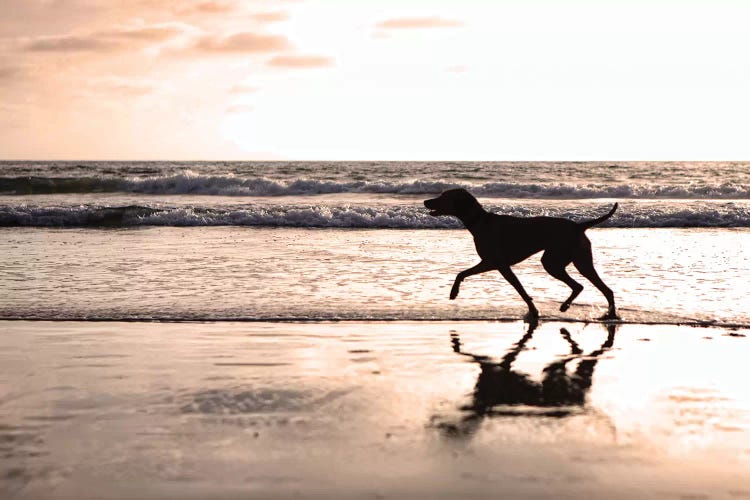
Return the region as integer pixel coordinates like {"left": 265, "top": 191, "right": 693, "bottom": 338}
{"left": 1, "top": 320, "right": 749, "bottom": 499}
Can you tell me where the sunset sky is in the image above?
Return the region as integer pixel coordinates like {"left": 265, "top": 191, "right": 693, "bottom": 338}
{"left": 1, "top": 0, "right": 749, "bottom": 160}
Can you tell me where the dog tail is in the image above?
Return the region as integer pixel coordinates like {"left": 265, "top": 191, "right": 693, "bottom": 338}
{"left": 579, "top": 203, "right": 618, "bottom": 230}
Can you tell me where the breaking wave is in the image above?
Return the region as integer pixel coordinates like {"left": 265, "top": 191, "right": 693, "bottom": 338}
{"left": 2, "top": 204, "right": 749, "bottom": 228}
{"left": 3, "top": 173, "right": 750, "bottom": 199}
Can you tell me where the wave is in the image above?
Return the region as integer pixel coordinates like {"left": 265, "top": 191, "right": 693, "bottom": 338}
{"left": 3, "top": 173, "right": 750, "bottom": 199}
{"left": 2, "top": 204, "right": 749, "bottom": 228}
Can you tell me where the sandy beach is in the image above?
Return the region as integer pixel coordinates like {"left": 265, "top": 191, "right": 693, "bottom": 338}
{"left": 1, "top": 320, "right": 748, "bottom": 499}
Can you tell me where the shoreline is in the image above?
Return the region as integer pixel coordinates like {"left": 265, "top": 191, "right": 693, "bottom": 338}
{"left": 1, "top": 317, "right": 749, "bottom": 331}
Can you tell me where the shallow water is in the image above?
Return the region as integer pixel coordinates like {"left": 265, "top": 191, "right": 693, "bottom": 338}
{"left": 1, "top": 321, "right": 748, "bottom": 499}
{"left": 2, "top": 227, "right": 749, "bottom": 325}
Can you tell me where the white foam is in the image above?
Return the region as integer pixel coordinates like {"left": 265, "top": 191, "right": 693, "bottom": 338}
{"left": 121, "top": 175, "right": 750, "bottom": 198}
{"left": 2, "top": 203, "right": 749, "bottom": 228}
{"left": 4, "top": 172, "right": 750, "bottom": 199}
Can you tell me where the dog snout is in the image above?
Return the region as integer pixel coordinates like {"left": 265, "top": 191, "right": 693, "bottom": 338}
{"left": 424, "top": 196, "right": 448, "bottom": 217}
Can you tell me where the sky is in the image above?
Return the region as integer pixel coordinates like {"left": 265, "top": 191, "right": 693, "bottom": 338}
{"left": 1, "top": 0, "right": 749, "bottom": 160}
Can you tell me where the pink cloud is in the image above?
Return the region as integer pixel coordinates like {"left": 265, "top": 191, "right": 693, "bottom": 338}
{"left": 103, "top": 23, "right": 191, "bottom": 42}
{"left": 25, "top": 35, "right": 119, "bottom": 52}
{"left": 376, "top": 17, "right": 463, "bottom": 29}
{"left": 0, "top": 66, "right": 22, "bottom": 80}
{"left": 23, "top": 23, "right": 193, "bottom": 52}
{"left": 190, "top": 1, "right": 235, "bottom": 14}
{"left": 251, "top": 11, "right": 290, "bottom": 23}
{"left": 266, "top": 55, "right": 334, "bottom": 68}
{"left": 195, "top": 32, "right": 291, "bottom": 52}
{"left": 93, "top": 78, "right": 157, "bottom": 96}
{"left": 229, "top": 84, "right": 259, "bottom": 94}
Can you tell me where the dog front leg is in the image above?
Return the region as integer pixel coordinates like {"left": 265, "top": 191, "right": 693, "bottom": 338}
{"left": 498, "top": 266, "right": 539, "bottom": 322}
{"left": 450, "top": 261, "right": 493, "bottom": 300}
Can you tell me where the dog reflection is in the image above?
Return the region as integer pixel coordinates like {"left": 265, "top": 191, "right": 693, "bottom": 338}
{"left": 432, "top": 323, "right": 617, "bottom": 439}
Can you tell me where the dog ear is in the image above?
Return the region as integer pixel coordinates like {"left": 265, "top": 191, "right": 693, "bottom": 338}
{"left": 454, "top": 190, "right": 477, "bottom": 211}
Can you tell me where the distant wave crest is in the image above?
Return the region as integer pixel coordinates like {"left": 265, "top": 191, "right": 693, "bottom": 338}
{"left": 2, "top": 173, "right": 750, "bottom": 199}
{"left": 2, "top": 204, "right": 749, "bottom": 228}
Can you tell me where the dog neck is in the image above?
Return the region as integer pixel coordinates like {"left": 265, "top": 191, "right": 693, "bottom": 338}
{"left": 457, "top": 207, "right": 485, "bottom": 234}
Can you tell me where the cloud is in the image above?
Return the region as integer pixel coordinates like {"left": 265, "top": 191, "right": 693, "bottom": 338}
{"left": 92, "top": 77, "right": 157, "bottom": 96}
{"left": 186, "top": 1, "right": 235, "bottom": 14}
{"left": 0, "top": 66, "right": 22, "bottom": 80}
{"left": 19, "top": 22, "right": 292, "bottom": 61}
{"left": 22, "top": 22, "right": 194, "bottom": 52}
{"left": 251, "top": 11, "right": 290, "bottom": 23}
{"left": 25, "top": 35, "right": 119, "bottom": 52}
{"left": 102, "top": 23, "right": 192, "bottom": 42}
{"left": 266, "top": 54, "right": 334, "bottom": 68}
{"left": 230, "top": 84, "right": 258, "bottom": 94}
{"left": 376, "top": 17, "right": 463, "bottom": 29}
{"left": 194, "top": 32, "right": 291, "bottom": 52}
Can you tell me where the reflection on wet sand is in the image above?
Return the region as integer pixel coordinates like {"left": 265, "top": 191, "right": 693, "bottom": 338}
{"left": 2, "top": 321, "right": 749, "bottom": 499}
{"left": 433, "top": 323, "right": 617, "bottom": 439}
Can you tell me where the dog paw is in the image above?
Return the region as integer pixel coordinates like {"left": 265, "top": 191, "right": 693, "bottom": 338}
{"left": 598, "top": 311, "right": 621, "bottom": 321}
{"left": 559, "top": 302, "right": 570, "bottom": 312}
{"left": 449, "top": 288, "right": 459, "bottom": 300}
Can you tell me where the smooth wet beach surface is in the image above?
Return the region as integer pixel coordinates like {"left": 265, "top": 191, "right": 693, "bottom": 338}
{"left": 1, "top": 320, "right": 748, "bottom": 499}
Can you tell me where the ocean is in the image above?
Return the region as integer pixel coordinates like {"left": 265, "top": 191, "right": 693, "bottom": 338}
{"left": 2, "top": 161, "right": 750, "bottom": 228}
{"left": 1, "top": 161, "right": 749, "bottom": 324}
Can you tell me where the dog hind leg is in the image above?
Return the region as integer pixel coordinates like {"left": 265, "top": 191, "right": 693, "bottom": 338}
{"left": 571, "top": 238, "right": 618, "bottom": 319}
{"left": 541, "top": 250, "right": 583, "bottom": 312}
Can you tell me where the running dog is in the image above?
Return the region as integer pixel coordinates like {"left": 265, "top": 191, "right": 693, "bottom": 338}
{"left": 423, "top": 189, "right": 618, "bottom": 322}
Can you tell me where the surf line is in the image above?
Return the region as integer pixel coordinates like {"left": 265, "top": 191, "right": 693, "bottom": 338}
{"left": 0, "top": 315, "right": 748, "bottom": 331}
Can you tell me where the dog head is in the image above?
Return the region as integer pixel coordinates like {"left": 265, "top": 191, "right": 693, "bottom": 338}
{"left": 424, "top": 188, "right": 480, "bottom": 217}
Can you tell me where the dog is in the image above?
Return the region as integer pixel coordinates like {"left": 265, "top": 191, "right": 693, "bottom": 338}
{"left": 423, "top": 188, "right": 618, "bottom": 322}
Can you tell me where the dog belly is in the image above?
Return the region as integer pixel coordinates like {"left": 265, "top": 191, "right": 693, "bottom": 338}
{"left": 473, "top": 241, "right": 545, "bottom": 266}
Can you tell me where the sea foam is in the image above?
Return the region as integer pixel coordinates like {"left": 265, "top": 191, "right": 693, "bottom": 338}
{"left": 2, "top": 173, "right": 750, "bottom": 199}
{"left": 1, "top": 203, "right": 748, "bottom": 228}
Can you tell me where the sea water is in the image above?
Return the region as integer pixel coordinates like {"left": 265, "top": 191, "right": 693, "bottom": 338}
{"left": 1, "top": 161, "right": 749, "bottom": 324}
